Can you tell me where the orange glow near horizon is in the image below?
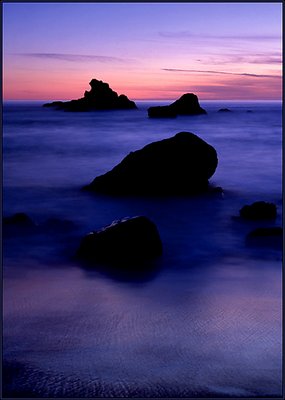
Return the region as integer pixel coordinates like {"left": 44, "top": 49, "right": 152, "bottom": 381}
{"left": 3, "top": 67, "right": 282, "bottom": 101}
{"left": 3, "top": 3, "right": 282, "bottom": 101}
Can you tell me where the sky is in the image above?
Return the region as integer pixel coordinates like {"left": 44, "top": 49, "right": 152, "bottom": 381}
{"left": 3, "top": 2, "right": 282, "bottom": 101}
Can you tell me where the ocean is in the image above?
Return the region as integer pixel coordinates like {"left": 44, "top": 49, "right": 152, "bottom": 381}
{"left": 3, "top": 100, "right": 282, "bottom": 397}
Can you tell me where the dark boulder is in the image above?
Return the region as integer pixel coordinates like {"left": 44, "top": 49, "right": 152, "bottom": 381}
{"left": 77, "top": 216, "right": 162, "bottom": 265}
{"left": 148, "top": 106, "right": 177, "bottom": 118}
{"left": 239, "top": 201, "right": 277, "bottom": 220}
{"left": 43, "top": 79, "right": 137, "bottom": 111}
{"left": 84, "top": 131, "right": 218, "bottom": 195}
{"left": 148, "top": 93, "right": 206, "bottom": 118}
{"left": 3, "top": 213, "right": 36, "bottom": 236}
{"left": 218, "top": 108, "right": 232, "bottom": 112}
{"left": 246, "top": 227, "right": 282, "bottom": 249}
{"left": 3, "top": 213, "right": 35, "bottom": 227}
{"left": 248, "top": 227, "right": 282, "bottom": 237}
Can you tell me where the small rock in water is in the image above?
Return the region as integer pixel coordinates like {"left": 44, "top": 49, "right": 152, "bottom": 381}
{"left": 3, "top": 213, "right": 36, "bottom": 236}
{"left": 248, "top": 227, "right": 282, "bottom": 237}
{"left": 77, "top": 216, "right": 163, "bottom": 265}
{"left": 148, "top": 93, "right": 206, "bottom": 118}
{"left": 246, "top": 227, "right": 283, "bottom": 249}
{"left": 148, "top": 106, "right": 177, "bottom": 118}
{"left": 3, "top": 213, "right": 35, "bottom": 227}
{"left": 218, "top": 108, "right": 232, "bottom": 112}
{"left": 239, "top": 201, "right": 277, "bottom": 220}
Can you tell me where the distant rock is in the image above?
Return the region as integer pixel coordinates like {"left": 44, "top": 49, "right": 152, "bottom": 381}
{"left": 170, "top": 94, "right": 207, "bottom": 115}
{"left": 239, "top": 201, "right": 277, "bottom": 220}
{"left": 218, "top": 108, "right": 232, "bottom": 112}
{"left": 43, "top": 79, "right": 137, "bottom": 111}
{"left": 84, "top": 131, "right": 218, "bottom": 195}
{"left": 77, "top": 216, "right": 162, "bottom": 265}
{"left": 148, "top": 93, "right": 206, "bottom": 118}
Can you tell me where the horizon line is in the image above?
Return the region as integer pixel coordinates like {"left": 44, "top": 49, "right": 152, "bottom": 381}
{"left": 3, "top": 98, "right": 282, "bottom": 102}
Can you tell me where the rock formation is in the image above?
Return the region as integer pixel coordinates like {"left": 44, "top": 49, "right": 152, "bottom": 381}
{"left": 77, "top": 216, "right": 162, "bottom": 264}
{"left": 43, "top": 79, "right": 137, "bottom": 111}
{"left": 84, "top": 131, "right": 218, "bottom": 195}
{"left": 148, "top": 93, "right": 206, "bottom": 118}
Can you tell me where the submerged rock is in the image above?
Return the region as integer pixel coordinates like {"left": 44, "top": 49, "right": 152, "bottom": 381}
{"left": 148, "top": 93, "right": 206, "bottom": 118}
{"left": 239, "top": 201, "right": 277, "bottom": 220}
{"left": 43, "top": 79, "right": 137, "bottom": 111}
{"left": 246, "top": 226, "right": 282, "bottom": 248}
{"left": 84, "top": 131, "right": 218, "bottom": 195}
{"left": 77, "top": 216, "right": 162, "bottom": 265}
{"left": 218, "top": 108, "right": 232, "bottom": 112}
{"left": 248, "top": 227, "right": 282, "bottom": 237}
{"left": 3, "top": 213, "right": 36, "bottom": 236}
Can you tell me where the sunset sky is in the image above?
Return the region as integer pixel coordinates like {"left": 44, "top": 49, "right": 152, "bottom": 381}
{"left": 3, "top": 2, "right": 282, "bottom": 101}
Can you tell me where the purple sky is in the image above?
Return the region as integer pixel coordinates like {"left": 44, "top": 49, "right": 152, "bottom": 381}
{"left": 3, "top": 2, "right": 282, "bottom": 100}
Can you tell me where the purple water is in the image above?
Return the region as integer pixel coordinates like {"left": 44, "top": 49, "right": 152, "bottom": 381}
{"left": 3, "top": 100, "right": 282, "bottom": 397}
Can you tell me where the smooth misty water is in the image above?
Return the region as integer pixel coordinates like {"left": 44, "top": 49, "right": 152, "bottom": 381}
{"left": 3, "top": 100, "right": 282, "bottom": 397}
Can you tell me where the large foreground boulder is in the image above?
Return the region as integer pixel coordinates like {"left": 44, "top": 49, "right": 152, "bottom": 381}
{"left": 148, "top": 93, "right": 206, "bottom": 118}
{"left": 43, "top": 79, "right": 137, "bottom": 111}
{"left": 77, "top": 216, "right": 162, "bottom": 265}
{"left": 84, "top": 132, "right": 218, "bottom": 195}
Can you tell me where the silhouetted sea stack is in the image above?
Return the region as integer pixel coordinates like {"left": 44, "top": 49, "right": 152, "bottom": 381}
{"left": 43, "top": 79, "right": 137, "bottom": 111}
{"left": 77, "top": 216, "right": 163, "bottom": 265}
{"left": 148, "top": 93, "right": 206, "bottom": 118}
{"left": 84, "top": 132, "right": 218, "bottom": 195}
